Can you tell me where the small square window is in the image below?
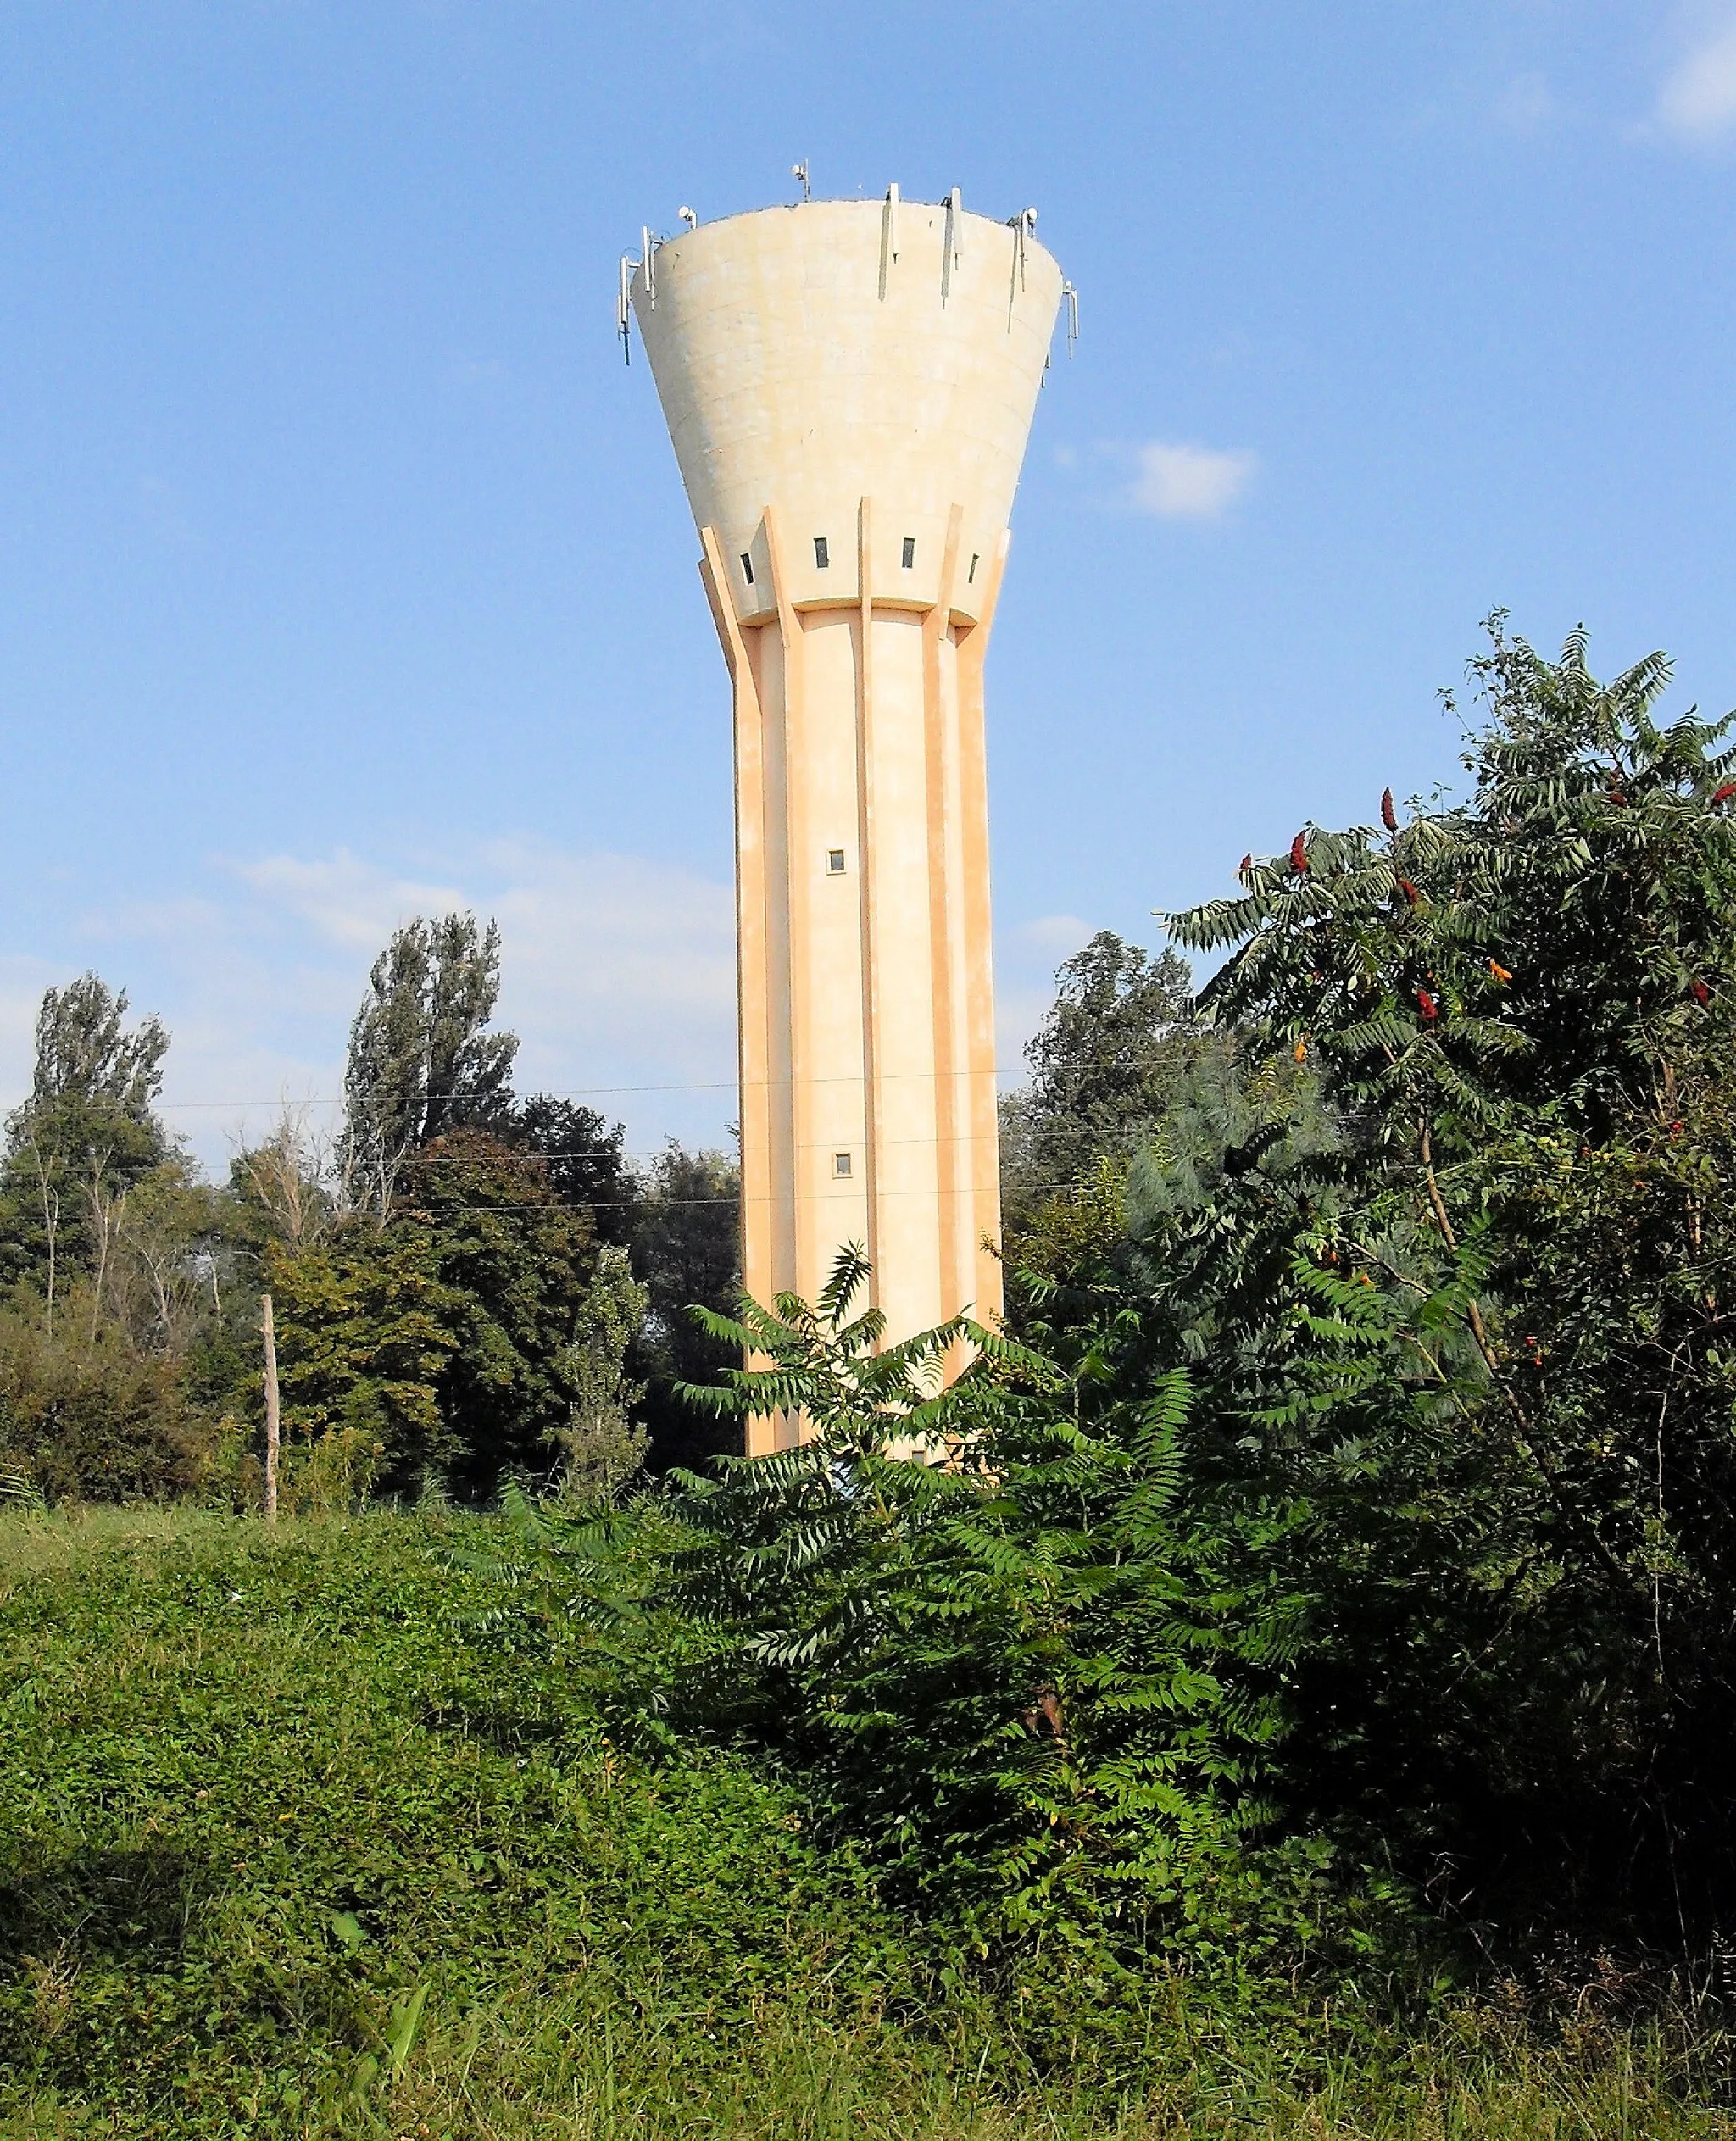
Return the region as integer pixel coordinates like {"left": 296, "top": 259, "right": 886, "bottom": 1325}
{"left": 740, "top": 552, "right": 755, "bottom": 585}
{"left": 832, "top": 1151, "right": 853, "bottom": 1179}
{"left": 900, "top": 536, "right": 916, "bottom": 569}
{"left": 967, "top": 553, "right": 979, "bottom": 583}
{"left": 826, "top": 848, "right": 846, "bottom": 875}
{"left": 813, "top": 536, "right": 830, "bottom": 569}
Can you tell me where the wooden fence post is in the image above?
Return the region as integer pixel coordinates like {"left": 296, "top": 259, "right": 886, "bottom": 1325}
{"left": 261, "top": 1291, "right": 281, "bottom": 1525}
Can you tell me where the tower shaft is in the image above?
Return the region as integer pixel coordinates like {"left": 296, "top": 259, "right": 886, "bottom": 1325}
{"left": 634, "top": 197, "right": 1060, "bottom": 1446}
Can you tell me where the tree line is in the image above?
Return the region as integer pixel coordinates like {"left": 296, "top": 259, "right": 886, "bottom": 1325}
{"left": 0, "top": 915, "right": 740, "bottom": 1508}
{"left": 12, "top": 619, "right": 1736, "bottom": 1979}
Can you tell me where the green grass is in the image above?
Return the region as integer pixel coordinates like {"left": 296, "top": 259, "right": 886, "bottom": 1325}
{"left": 0, "top": 1506, "right": 1729, "bottom": 2138}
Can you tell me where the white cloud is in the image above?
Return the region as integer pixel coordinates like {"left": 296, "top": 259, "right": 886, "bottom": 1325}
{"left": 1128, "top": 440, "right": 1258, "bottom": 520}
{"left": 1007, "top": 913, "right": 1094, "bottom": 959}
{"left": 18, "top": 839, "right": 739, "bottom": 1173}
{"left": 232, "top": 840, "right": 737, "bottom": 1066}
{"left": 1656, "top": 16, "right": 1736, "bottom": 141}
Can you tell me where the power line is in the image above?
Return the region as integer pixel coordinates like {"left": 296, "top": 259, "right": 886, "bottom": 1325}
{"left": 146, "top": 1053, "right": 1190, "bottom": 1111}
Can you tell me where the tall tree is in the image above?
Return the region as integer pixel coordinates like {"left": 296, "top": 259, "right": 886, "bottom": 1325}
{"left": 342, "top": 913, "right": 519, "bottom": 1218}
{"left": 999, "top": 930, "right": 1201, "bottom": 1240}
{"left": 29, "top": 973, "right": 168, "bottom": 1117}
{"left": 3, "top": 976, "right": 172, "bottom": 1324}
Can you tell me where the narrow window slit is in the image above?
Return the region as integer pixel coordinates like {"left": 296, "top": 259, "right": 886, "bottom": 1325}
{"left": 740, "top": 553, "right": 755, "bottom": 584}
{"left": 968, "top": 553, "right": 979, "bottom": 583}
{"left": 826, "top": 848, "right": 846, "bottom": 876}
{"left": 813, "top": 537, "right": 830, "bottom": 569}
{"left": 901, "top": 537, "right": 916, "bottom": 569}
{"left": 833, "top": 1151, "right": 853, "bottom": 1179}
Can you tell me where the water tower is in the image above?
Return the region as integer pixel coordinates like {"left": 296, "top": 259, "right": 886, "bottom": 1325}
{"left": 627, "top": 187, "right": 1065, "bottom": 1449}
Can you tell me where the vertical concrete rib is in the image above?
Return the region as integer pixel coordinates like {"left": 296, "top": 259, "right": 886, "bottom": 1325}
{"left": 762, "top": 509, "right": 810, "bottom": 1388}
{"left": 954, "top": 530, "right": 1010, "bottom": 1328}
{"left": 854, "top": 498, "right": 882, "bottom": 1300}
{"left": 921, "top": 506, "right": 965, "bottom": 1322}
{"left": 698, "top": 529, "right": 773, "bottom": 1310}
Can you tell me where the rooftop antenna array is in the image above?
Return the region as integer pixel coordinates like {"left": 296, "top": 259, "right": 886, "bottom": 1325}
{"left": 618, "top": 226, "right": 666, "bottom": 364}
{"left": 620, "top": 192, "right": 1071, "bottom": 362}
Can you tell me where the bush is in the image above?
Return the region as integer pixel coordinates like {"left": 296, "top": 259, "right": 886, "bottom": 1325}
{"left": 0, "top": 1289, "right": 227, "bottom": 1503}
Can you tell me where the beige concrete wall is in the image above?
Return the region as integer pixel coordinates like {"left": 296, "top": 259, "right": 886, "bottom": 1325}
{"left": 635, "top": 197, "right": 1060, "bottom": 1442}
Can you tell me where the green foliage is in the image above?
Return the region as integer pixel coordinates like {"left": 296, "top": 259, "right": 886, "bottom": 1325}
{"left": 265, "top": 1132, "right": 607, "bottom": 1498}
{"left": 24, "top": 970, "right": 170, "bottom": 1119}
{"left": 628, "top": 1140, "right": 742, "bottom": 1470}
{"left": 504, "top": 621, "right": 1736, "bottom": 1988}
{"left": 1099, "top": 622, "right": 1736, "bottom": 1946}
{"left": 553, "top": 1243, "right": 649, "bottom": 1499}
{"left": 523, "top": 1248, "right": 1372, "bottom": 1983}
{"left": 0, "top": 1509, "right": 945, "bottom": 2136}
{"left": 0, "top": 1287, "right": 227, "bottom": 1503}
{"left": 0, "top": 975, "right": 175, "bottom": 1309}
{"left": 398, "top": 1130, "right": 601, "bottom": 1492}
{"left": 3, "top": 1509, "right": 1729, "bottom": 2139}
{"left": 264, "top": 1228, "right": 458, "bottom": 1496}
{"left": 999, "top": 931, "right": 1205, "bottom": 1241}
{"left": 504, "top": 1093, "right": 635, "bottom": 1246}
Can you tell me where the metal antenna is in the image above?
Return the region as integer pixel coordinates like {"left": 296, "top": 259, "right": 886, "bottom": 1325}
{"left": 617, "top": 253, "right": 635, "bottom": 364}
{"left": 792, "top": 160, "right": 810, "bottom": 201}
{"left": 679, "top": 205, "right": 698, "bottom": 229}
{"left": 1062, "top": 280, "right": 1079, "bottom": 355}
{"left": 942, "top": 186, "right": 961, "bottom": 306}
{"left": 642, "top": 226, "right": 657, "bottom": 309}
{"left": 1005, "top": 208, "right": 1035, "bottom": 303}
{"left": 879, "top": 182, "right": 900, "bottom": 301}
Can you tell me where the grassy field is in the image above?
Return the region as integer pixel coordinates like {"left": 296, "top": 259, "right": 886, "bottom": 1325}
{"left": 0, "top": 1505, "right": 1731, "bottom": 2139}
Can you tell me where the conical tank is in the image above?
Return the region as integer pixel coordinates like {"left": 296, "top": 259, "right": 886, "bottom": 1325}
{"left": 632, "top": 194, "right": 1062, "bottom": 1444}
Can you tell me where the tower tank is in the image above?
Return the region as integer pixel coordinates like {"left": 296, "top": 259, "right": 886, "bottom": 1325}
{"left": 630, "top": 192, "right": 1063, "bottom": 1447}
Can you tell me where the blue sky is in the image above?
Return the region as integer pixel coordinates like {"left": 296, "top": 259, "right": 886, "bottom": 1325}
{"left": 3, "top": 2, "right": 1735, "bottom": 1169}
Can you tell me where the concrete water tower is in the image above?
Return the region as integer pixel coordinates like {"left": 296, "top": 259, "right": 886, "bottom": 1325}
{"left": 627, "top": 187, "right": 1065, "bottom": 1447}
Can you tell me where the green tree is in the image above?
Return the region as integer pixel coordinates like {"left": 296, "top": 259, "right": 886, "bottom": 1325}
{"left": 629, "top": 1141, "right": 741, "bottom": 1470}
{"left": 398, "top": 1129, "right": 600, "bottom": 1493}
{"left": 553, "top": 1243, "right": 649, "bottom": 1499}
{"left": 999, "top": 931, "right": 1202, "bottom": 1247}
{"left": 504, "top": 1093, "right": 634, "bottom": 1246}
{"left": 264, "top": 1226, "right": 460, "bottom": 1497}
{"left": 342, "top": 914, "right": 519, "bottom": 1219}
{"left": 530, "top": 1247, "right": 1321, "bottom": 1966}
{"left": 267, "top": 1127, "right": 609, "bottom": 1497}
{"left": 567, "top": 624, "right": 1736, "bottom": 1968}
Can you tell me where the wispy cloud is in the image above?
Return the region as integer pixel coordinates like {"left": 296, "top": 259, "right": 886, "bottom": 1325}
{"left": 1655, "top": 14, "right": 1736, "bottom": 142}
{"left": 1128, "top": 440, "right": 1258, "bottom": 520}
{"left": 17, "top": 840, "right": 739, "bottom": 1171}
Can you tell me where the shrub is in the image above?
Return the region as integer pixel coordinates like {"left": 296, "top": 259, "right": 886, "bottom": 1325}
{"left": 0, "top": 1288, "right": 225, "bottom": 1503}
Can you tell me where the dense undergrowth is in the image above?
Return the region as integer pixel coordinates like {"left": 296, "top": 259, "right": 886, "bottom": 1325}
{"left": 1, "top": 1507, "right": 1732, "bottom": 2139}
